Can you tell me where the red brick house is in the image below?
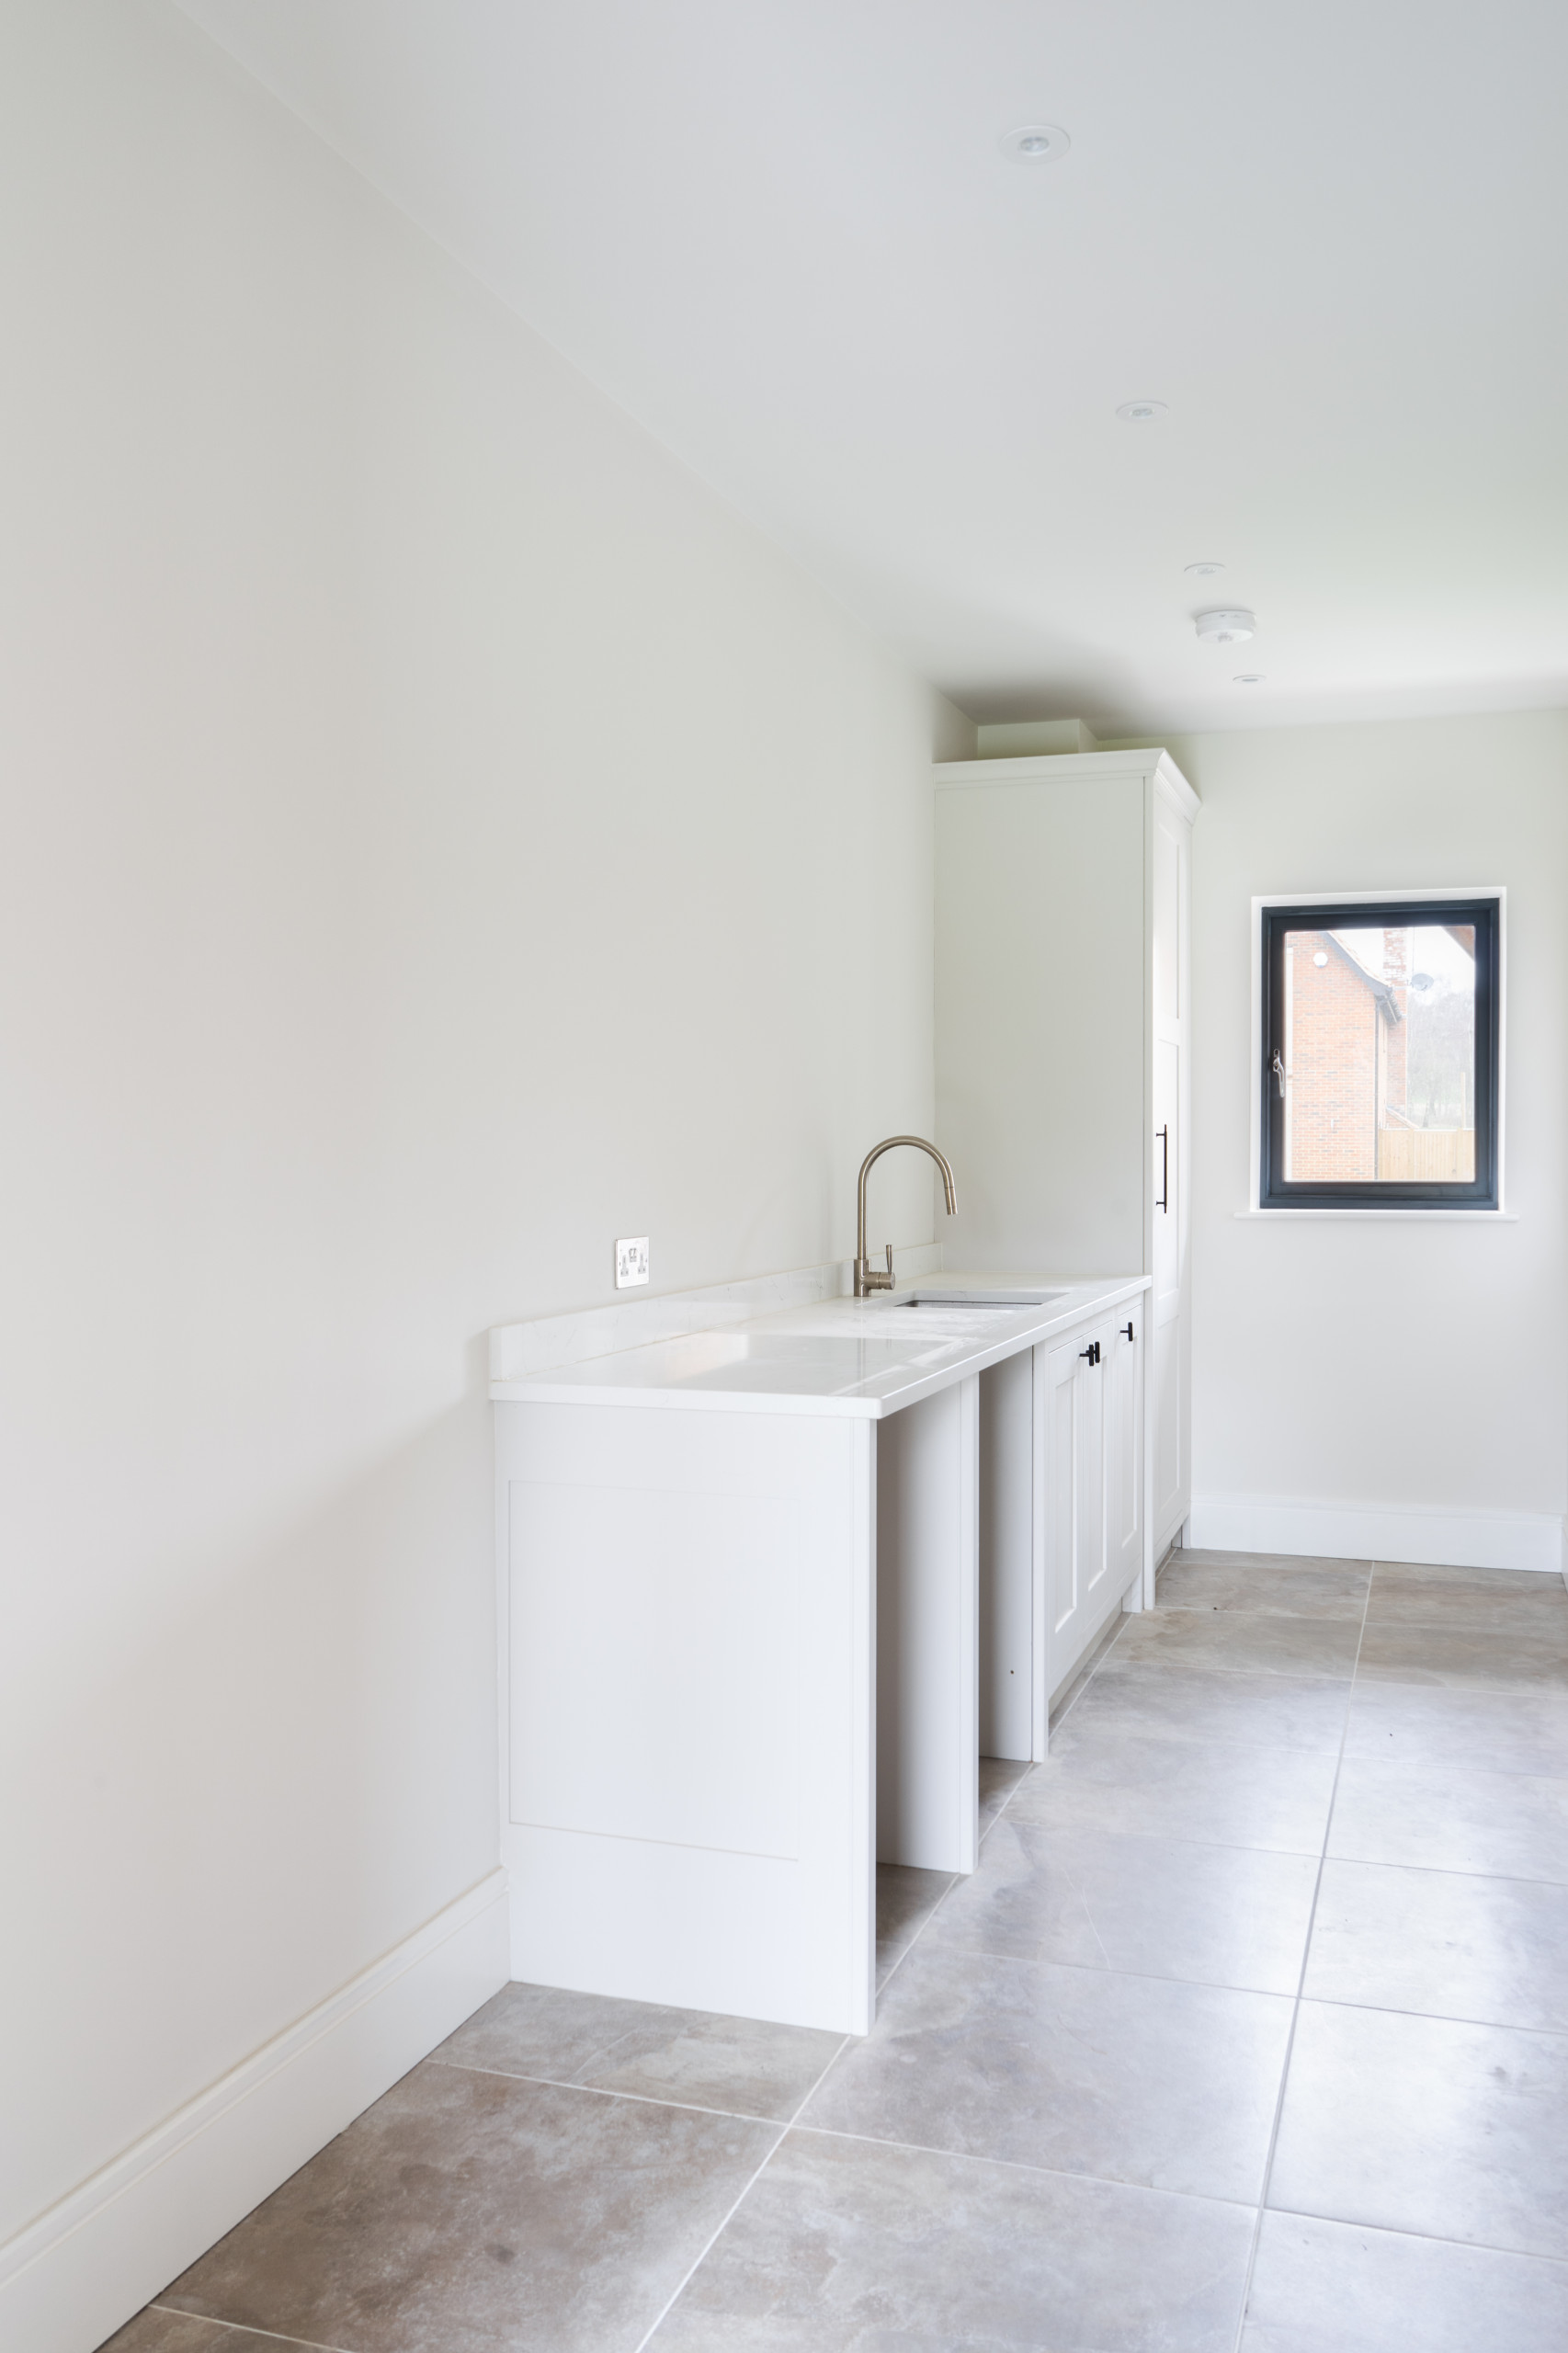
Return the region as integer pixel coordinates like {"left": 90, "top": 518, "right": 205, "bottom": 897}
{"left": 1283, "top": 928, "right": 1405, "bottom": 1181}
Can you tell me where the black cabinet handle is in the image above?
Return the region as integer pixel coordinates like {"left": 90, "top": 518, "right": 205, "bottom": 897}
{"left": 1078, "top": 1340, "right": 1101, "bottom": 1366}
{"left": 1156, "top": 1125, "right": 1169, "bottom": 1213}
{"left": 1121, "top": 1322, "right": 1134, "bottom": 1341}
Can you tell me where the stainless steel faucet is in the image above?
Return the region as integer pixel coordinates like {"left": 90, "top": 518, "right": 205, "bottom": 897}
{"left": 854, "top": 1136, "right": 958, "bottom": 1298}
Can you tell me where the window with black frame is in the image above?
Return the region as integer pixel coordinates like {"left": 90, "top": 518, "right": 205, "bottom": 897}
{"left": 1259, "top": 896, "right": 1501, "bottom": 1210}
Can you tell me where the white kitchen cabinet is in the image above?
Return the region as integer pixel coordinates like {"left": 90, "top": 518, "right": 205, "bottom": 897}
{"left": 492, "top": 1265, "right": 1148, "bottom": 2031}
{"left": 936, "top": 747, "right": 1197, "bottom": 1586}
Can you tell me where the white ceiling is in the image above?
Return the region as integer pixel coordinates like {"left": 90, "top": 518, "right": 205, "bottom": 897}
{"left": 175, "top": 0, "right": 1568, "bottom": 733}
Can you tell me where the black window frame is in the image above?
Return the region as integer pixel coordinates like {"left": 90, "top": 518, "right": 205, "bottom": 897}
{"left": 1259, "top": 895, "right": 1501, "bottom": 1211}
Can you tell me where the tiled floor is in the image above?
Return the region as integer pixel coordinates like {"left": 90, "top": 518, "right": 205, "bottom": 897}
{"left": 105, "top": 1551, "right": 1568, "bottom": 2353}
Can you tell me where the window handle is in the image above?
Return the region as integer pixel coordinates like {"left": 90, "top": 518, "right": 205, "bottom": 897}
{"left": 1271, "top": 1049, "right": 1286, "bottom": 1099}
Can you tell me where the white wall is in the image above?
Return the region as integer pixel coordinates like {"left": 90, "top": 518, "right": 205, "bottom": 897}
{"left": 1160, "top": 710, "right": 1568, "bottom": 1570}
{"left": 0, "top": 0, "right": 967, "bottom": 2277}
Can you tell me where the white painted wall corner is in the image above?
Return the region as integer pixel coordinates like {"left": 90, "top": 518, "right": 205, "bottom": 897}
{"left": 1190, "top": 1494, "right": 1565, "bottom": 1575}
{"left": 0, "top": 1871, "right": 508, "bottom": 2353}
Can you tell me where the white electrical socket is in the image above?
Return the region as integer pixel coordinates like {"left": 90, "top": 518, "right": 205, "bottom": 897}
{"left": 615, "top": 1236, "right": 650, "bottom": 1289}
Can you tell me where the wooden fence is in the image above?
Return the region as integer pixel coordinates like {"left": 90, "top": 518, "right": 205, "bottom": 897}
{"left": 1377, "top": 1126, "right": 1474, "bottom": 1181}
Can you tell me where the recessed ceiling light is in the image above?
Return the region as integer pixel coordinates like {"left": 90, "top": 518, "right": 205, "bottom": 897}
{"left": 1000, "top": 123, "right": 1070, "bottom": 164}
{"left": 1196, "top": 608, "right": 1256, "bottom": 644}
{"left": 1116, "top": 399, "right": 1166, "bottom": 423}
{"left": 1185, "top": 561, "right": 1225, "bottom": 578}
{"left": 1234, "top": 673, "right": 1267, "bottom": 685}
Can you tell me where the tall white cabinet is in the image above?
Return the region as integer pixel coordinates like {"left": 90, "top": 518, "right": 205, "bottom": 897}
{"left": 935, "top": 748, "right": 1197, "bottom": 1600}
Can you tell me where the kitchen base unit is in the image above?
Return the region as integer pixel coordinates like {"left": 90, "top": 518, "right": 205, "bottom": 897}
{"left": 491, "top": 1266, "right": 1149, "bottom": 2033}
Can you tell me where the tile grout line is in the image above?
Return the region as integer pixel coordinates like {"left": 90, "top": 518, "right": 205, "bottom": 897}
{"left": 1008, "top": 1824, "right": 1329, "bottom": 1862}
{"left": 1227, "top": 1558, "right": 1375, "bottom": 2351}
{"left": 627, "top": 2029, "right": 851, "bottom": 2353}
{"left": 148, "top": 2308, "right": 360, "bottom": 2353}
{"left": 625, "top": 2123, "right": 787, "bottom": 2353}
{"left": 426, "top": 2053, "right": 797, "bottom": 2129}
{"left": 1254, "top": 2200, "right": 1568, "bottom": 2270}
{"left": 784, "top": 2116, "right": 1261, "bottom": 2205}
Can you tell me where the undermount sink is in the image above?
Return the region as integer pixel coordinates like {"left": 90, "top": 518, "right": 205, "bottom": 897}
{"left": 895, "top": 1289, "right": 1066, "bottom": 1310}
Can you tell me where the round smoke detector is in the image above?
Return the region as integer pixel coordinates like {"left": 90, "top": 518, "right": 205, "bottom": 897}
{"left": 1196, "top": 608, "right": 1256, "bottom": 645}
{"left": 1000, "top": 122, "right": 1071, "bottom": 163}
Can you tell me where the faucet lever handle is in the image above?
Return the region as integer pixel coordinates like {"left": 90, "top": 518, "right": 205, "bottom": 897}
{"left": 885, "top": 1244, "right": 894, "bottom": 1279}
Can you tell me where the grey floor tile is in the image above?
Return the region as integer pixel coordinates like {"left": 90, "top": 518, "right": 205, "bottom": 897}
{"left": 979, "top": 1752, "right": 1032, "bottom": 1830}
{"left": 1241, "top": 2211, "right": 1568, "bottom": 2353}
{"left": 575, "top": 2014, "right": 843, "bottom": 2120}
{"left": 926, "top": 1816, "right": 1318, "bottom": 1995}
{"left": 1344, "top": 1679, "right": 1568, "bottom": 1779}
{"left": 1016, "top": 1722, "right": 1337, "bottom": 1855}
{"left": 162, "top": 2060, "right": 778, "bottom": 2353}
{"left": 1304, "top": 1859, "right": 1568, "bottom": 2031}
{"left": 1157, "top": 1559, "right": 1369, "bottom": 1620}
{"left": 1355, "top": 1618, "right": 1568, "bottom": 1691}
{"left": 1366, "top": 1562, "right": 1568, "bottom": 1640}
{"left": 97, "top": 2315, "right": 250, "bottom": 2353}
{"left": 652, "top": 2129, "right": 1255, "bottom": 2352}
{"left": 435, "top": 1981, "right": 839, "bottom": 2121}
{"left": 800, "top": 1941, "right": 1292, "bottom": 2203}
{"left": 1070, "top": 1658, "right": 1350, "bottom": 1755}
{"left": 1267, "top": 2000, "right": 1568, "bottom": 2259}
{"left": 436, "top": 1978, "right": 670, "bottom": 2085}
{"left": 875, "top": 1862, "right": 953, "bottom": 1987}
{"left": 1114, "top": 1608, "right": 1361, "bottom": 1681}
{"left": 1328, "top": 1752, "right": 1568, "bottom": 1882}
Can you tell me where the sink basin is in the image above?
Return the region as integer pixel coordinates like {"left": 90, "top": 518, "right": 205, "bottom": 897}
{"left": 896, "top": 1289, "right": 1065, "bottom": 1310}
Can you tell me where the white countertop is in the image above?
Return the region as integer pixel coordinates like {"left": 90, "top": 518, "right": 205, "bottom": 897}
{"left": 490, "top": 1271, "right": 1150, "bottom": 1418}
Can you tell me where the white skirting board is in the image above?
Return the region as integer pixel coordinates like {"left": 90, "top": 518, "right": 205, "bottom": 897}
{"left": 1190, "top": 1495, "right": 1566, "bottom": 1577}
{"left": 0, "top": 1869, "right": 509, "bottom": 2353}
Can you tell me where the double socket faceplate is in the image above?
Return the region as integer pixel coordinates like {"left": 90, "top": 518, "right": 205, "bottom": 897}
{"left": 615, "top": 1236, "right": 650, "bottom": 1289}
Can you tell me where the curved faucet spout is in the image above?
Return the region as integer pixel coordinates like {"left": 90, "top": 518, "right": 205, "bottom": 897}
{"left": 855, "top": 1135, "right": 958, "bottom": 1298}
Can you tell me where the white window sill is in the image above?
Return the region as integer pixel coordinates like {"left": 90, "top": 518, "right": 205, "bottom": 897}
{"left": 1234, "top": 1208, "right": 1517, "bottom": 1222}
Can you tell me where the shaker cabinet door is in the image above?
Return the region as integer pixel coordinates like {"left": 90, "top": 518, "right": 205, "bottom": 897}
{"left": 1107, "top": 1307, "right": 1144, "bottom": 1593}
{"left": 1040, "top": 1324, "right": 1112, "bottom": 1715}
